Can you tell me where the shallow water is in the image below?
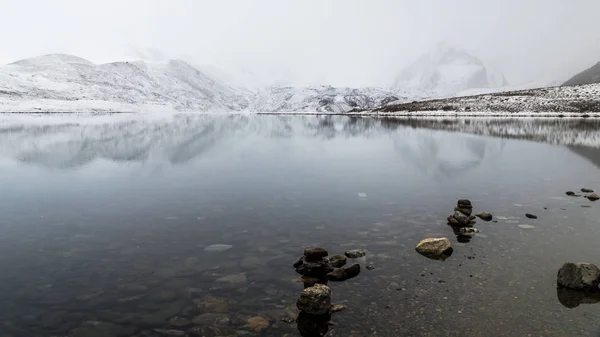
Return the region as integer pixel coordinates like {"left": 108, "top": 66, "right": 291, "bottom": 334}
{"left": 1, "top": 114, "right": 600, "bottom": 336}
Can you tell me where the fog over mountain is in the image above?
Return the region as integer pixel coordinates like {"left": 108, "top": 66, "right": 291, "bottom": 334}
{"left": 1, "top": 0, "right": 599, "bottom": 88}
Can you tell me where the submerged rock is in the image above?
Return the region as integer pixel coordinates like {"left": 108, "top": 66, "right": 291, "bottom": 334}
{"left": 297, "top": 284, "right": 332, "bottom": 315}
{"left": 475, "top": 212, "right": 493, "bottom": 222}
{"left": 197, "top": 298, "right": 229, "bottom": 313}
{"left": 326, "top": 264, "right": 361, "bottom": 282}
{"left": 329, "top": 304, "right": 346, "bottom": 313}
{"left": 588, "top": 193, "right": 600, "bottom": 201}
{"left": 415, "top": 238, "right": 453, "bottom": 260}
{"left": 557, "top": 262, "right": 600, "bottom": 290}
{"left": 581, "top": 188, "right": 595, "bottom": 193}
{"left": 328, "top": 254, "right": 347, "bottom": 268}
{"left": 296, "top": 311, "right": 331, "bottom": 337}
{"left": 204, "top": 244, "right": 233, "bottom": 252}
{"left": 153, "top": 329, "right": 185, "bottom": 336}
{"left": 344, "top": 249, "right": 366, "bottom": 258}
{"left": 525, "top": 213, "right": 538, "bottom": 219}
{"left": 245, "top": 316, "right": 270, "bottom": 332}
{"left": 69, "top": 321, "right": 137, "bottom": 337}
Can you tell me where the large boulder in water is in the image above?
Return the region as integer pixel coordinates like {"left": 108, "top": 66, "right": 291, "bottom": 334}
{"left": 557, "top": 262, "right": 600, "bottom": 290}
{"left": 415, "top": 238, "right": 453, "bottom": 260}
{"left": 296, "top": 284, "right": 331, "bottom": 315}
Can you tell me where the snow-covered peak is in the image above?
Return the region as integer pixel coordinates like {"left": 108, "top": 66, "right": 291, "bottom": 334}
{"left": 0, "top": 54, "right": 250, "bottom": 112}
{"left": 394, "top": 43, "right": 508, "bottom": 97}
{"left": 9, "top": 54, "right": 95, "bottom": 67}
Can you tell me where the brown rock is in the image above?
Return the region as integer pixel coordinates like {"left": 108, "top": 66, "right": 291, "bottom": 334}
{"left": 447, "top": 216, "right": 459, "bottom": 225}
{"left": 588, "top": 193, "right": 599, "bottom": 201}
{"left": 415, "top": 238, "right": 453, "bottom": 260}
{"left": 329, "top": 304, "right": 346, "bottom": 313}
{"left": 197, "top": 298, "right": 228, "bottom": 313}
{"left": 246, "top": 316, "right": 270, "bottom": 332}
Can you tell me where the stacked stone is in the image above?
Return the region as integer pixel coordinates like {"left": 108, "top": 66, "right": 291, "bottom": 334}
{"left": 293, "top": 247, "right": 359, "bottom": 335}
{"left": 447, "top": 199, "right": 477, "bottom": 227}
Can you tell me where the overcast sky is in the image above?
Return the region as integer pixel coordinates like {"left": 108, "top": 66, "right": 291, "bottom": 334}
{"left": 1, "top": 0, "right": 599, "bottom": 87}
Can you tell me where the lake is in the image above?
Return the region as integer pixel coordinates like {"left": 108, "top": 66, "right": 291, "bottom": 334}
{"left": 1, "top": 114, "right": 600, "bottom": 337}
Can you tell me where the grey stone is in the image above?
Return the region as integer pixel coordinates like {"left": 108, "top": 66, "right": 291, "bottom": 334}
{"left": 328, "top": 254, "right": 347, "bottom": 268}
{"left": 557, "top": 262, "right": 600, "bottom": 290}
{"left": 581, "top": 188, "right": 595, "bottom": 193}
{"left": 455, "top": 206, "right": 472, "bottom": 216}
{"left": 294, "top": 257, "right": 334, "bottom": 278}
{"left": 304, "top": 248, "right": 328, "bottom": 262}
{"left": 327, "top": 264, "right": 361, "bottom": 281}
{"left": 457, "top": 199, "right": 472, "bottom": 207}
{"left": 525, "top": 213, "right": 538, "bottom": 219}
{"left": 476, "top": 212, "right": 493, "bottom": 222}
{"left": 296, "top": 284, "right": 331, "bottom": 315}
{"left": 344, "top": 249, "right": 366, "bottom": 258}
{"left": 452, "top": 211, "right": 472, "bottom": 226}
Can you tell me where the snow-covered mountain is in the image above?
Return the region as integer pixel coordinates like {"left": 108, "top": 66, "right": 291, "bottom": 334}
{"left": 247, "top": 86, "right": 404, "bottom": 113}
{"left": 0, "top": 54, "right": 415, "bottom": 113}
{"left": 0, "top": 54, "right": 249, "bottom": 112}
{"left": 394, "top": 43, "right": 508, "bottom": 97}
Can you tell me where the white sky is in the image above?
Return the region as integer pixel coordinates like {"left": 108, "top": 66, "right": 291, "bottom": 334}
{"left": 1, "top": 0, "right": 599, "bottom": 87}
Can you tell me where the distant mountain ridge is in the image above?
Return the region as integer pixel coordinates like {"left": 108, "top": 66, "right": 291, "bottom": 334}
{"left": 394, "top": 43, "right": 508, "bottom": 97}
{"left": 0, "top": 54, "right": 249, "bottom": 112}
{"left": 1, "top": 49, "right": 593, "bottom": 113}
{"left": 0, "top": 54, "right": 404, "bottom": 113}
{"left": 563, "top": 61, "right": 600, "bottom": 86}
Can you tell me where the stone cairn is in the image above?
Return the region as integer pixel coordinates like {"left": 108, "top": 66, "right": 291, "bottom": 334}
{"left": 292, "top": 247, "right": 363, "bottom": 336}
{"left": 447, "top": 199, "right": 487, "bottom": 242}
{"left": 415, "top": 199, "right": 492, "bottom": 260}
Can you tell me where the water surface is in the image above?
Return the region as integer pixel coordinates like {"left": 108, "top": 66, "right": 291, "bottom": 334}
{"left": 1, "top": 114, "right": 600, "bottom": 336}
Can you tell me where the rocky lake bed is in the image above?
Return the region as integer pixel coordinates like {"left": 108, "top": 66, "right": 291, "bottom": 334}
{"left": 1, "top": 114, "right": 600, "bottom": 336}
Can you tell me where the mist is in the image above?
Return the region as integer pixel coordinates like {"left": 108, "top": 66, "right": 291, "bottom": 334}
{"left": 1, "top": 0, "right": 599, "bottom": 87}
